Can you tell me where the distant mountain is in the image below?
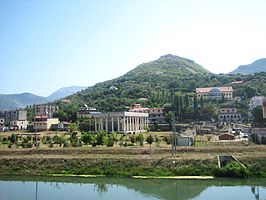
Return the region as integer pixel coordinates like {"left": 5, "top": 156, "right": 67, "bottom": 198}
{"left": 229, "top": 58, "right": 266, "bottom": 74}
{"left": 0, "top": 93, "right": 48, "bottom": 110}
{"left": 47, "top": 86, "right": 87, "bottom": 101}
{"left": 0, "top": 86, "right": 87, "bottom": 110}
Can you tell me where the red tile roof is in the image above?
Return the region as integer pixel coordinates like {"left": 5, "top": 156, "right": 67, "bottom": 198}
{"left": 196, "top": 87, "right": 233, "bottom": 93}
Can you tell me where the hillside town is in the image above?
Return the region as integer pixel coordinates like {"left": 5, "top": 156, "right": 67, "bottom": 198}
{"left": 1, "top": 86, "right": 266, "bottom": 147}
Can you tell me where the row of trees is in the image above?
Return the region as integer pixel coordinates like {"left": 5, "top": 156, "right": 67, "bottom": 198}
{"left": 1, "top": 131, "right": 163, "bottom": 148}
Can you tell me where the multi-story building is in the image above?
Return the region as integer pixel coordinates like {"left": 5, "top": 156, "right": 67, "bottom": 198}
{"left": 196, "top": 87, "right": 233, "bottom": 100}
{"left": 33, "top": 115, "right": 59, "bottom": 131}
{"left": 35, "top": 104, "right": 59, "bottom": 118}
{"left": 129, "top": 107, "right": 165, "bottom": 124}
{"left": 77, "top": 107, "right": 101, "bottom": 131}
{"left": 0, "top": 110, "right": 28, "bottom": 130}
{"left": 249, "top": 96, "right": 265, "bottom": 110}
{"left": 218, "top": 108, "right": 241, "bottom": 122}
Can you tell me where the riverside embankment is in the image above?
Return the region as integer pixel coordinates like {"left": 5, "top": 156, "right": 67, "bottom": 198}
{"left": 0, "top": 146, "right": 266, "bottom": 178}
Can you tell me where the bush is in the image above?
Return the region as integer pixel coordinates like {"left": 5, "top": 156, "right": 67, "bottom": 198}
{"left": 146, "top": 134, "right": 154, "bottom": 147}
{"left": 136, "top": 134, "right": 144, "bottom": 147}
{"left": 26, "top": 142, "right": 33, "bottom": 148}
{"left": 81, "top": 132, "right": 94, "bottom": 145}
{"left": 215, "top": 161, "right": 249, "bottom": 178}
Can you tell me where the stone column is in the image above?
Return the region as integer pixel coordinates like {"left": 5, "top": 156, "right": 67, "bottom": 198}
{"left": 136, "top": 117, "right": 139, "bottom": 132}
{"left": 126, "top": 117, "right": 129, "bottom": 132}
{"left": 129, "top": 117, "right": 132, "bottom": 132}
{"left": 111, "top": 117, "right": 114, "bottom": 132}
{"left": 100, "top": 118, "right": 103, "bottom": 131}
{"left": 105, "top": 117, "right": 108, "bottom": 132}
{"left": 95, "top": 118, "right": 97, "bottom": 132}
{"left": 123, "top": 117, "right": 126, "bottom": 132}
{"left": 117, "top": 117, "right": 120, "bottom": 132}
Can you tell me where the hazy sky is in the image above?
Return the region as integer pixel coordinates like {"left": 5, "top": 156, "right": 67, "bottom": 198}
{"left": 0, "top": 0, "right": 265, "bottom": 96}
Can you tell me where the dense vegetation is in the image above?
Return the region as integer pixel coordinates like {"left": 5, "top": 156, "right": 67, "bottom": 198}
{"left": 49, "top": 55, "right": 266, "bottom": 125}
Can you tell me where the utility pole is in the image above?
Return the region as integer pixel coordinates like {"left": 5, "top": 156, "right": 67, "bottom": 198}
{"left": 34, "top": 105, "right": 38, "bottom": 148}
{"left": 171, "top": 111, "right": 177, "bottom": 156}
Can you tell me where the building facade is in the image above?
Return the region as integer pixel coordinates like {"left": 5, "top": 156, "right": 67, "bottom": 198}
{"left": 129, "top": 107, "right": 165, "bottom": 124}
{"left": 33, "top": 115, "right": 59, "bottom": 131}
{"left": 93, "top": 112, "right": 149, "bottom": 133}
{"left": 196, "top": 87, "right": 233, "bottom": 100}
{"left": 218, "top": 108, "right": 241, "bottom": 122}
{"left": 0, "top": 110, "right": 28, "bottom": 130}
{"left": 34, "top": 104, "right": 59, "bottom": 118}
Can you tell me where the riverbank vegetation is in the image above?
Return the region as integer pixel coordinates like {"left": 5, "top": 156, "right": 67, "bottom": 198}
{"left": 0, "top": 146, "right": 266, "bottom": 178}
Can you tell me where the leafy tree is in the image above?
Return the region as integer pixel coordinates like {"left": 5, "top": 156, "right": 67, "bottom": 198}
{"left": 69, "top": 123, "right": 78, "bottom": 133}
{"left": 136, "top": 134, "right": 144, "bottom": 146}
{"left": 106, "top": 135, "right": 115, "bottom": 147}
{"left": 153, "top": 120, "right": 159, "bottom": 131}
{"left": 81, "top": 132, "right": 94, "bottom": 145}
{"left": 52, "top": 135, "right": 65, "bottom": 147}
{"left": 146, "top": 134, "right": 154, "bottom": 147}
{"left": 9, "top": 133, "right": 17, "bottom": 144}
{"left": 252, "top": 106, "right": 266, "bottom": 127}
{"left": 130, "top": 135, "right": 136, "bottom": 144}
{"left": 193, "top": 94, "right": 198, "bottom": 109}
{"left": 96, "top": 131, "right": 107, "bottom": 145}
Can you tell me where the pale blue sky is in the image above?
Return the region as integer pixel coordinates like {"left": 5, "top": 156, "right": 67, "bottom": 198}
{"left": 0, "top": 0, "right": 266, "bottom": 96}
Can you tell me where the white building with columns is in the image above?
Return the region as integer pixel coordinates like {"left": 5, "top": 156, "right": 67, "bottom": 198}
{"left": 93, "top": 112, "right": 149, "bottom": 133}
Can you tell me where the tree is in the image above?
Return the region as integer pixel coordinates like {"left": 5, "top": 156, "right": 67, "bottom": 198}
{"left": 252, "top": 106, "right": 266, "bottom": 127}
{"left": 81, "top": 132, "right": 94, "bottom": 145}
{"left": 69, "top": 123, "right": 78, "bottom": 133}
{"left": 200, "top": 96, "right": 204, "bottom": 109}
{"left": 146, "top": 134, "right": 154, "bottom": 147}
{"left": 9, "top": 133, "right": 17, "bottom": 144}
{"left": 136, "top": 134, "right": 144, "bottom": 146}
{"left": 184, "top": 94, "right": 190, "bottom": 110}
{"left": 96, "top": 131, "right": 107, "bottom": 145}
{"left": 193, "top": 94, "right": 198, "bottom": 110}
{"left": 52, "top": 135, "right": 65, "bottom": 147}
{"left": 153, "top": 120, "right": 159, "bottom": 131}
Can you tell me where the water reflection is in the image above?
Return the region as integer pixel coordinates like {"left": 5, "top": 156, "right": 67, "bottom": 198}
{"left": 0, "top": 176, "right": 266, "bottom": 200}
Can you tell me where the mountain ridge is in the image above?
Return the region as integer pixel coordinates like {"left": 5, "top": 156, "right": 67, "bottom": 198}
{"left": 0, "top": 86, "right": 86, "bottom": 110}
{"left": 229, "top": 58, "right": 266, "bottom": 74}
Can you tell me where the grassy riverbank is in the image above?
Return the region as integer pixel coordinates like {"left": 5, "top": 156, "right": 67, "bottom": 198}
{"left": 0, "top": 146, "right": 266, "bottom": 178}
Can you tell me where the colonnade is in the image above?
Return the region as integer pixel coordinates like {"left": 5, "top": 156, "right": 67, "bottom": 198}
{"left": 94, "top": 112, "right": 148, "bottom": 133}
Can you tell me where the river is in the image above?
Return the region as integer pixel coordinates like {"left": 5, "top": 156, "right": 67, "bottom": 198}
{"left": 0, "top": 176, "right": 266, "bottom": 200}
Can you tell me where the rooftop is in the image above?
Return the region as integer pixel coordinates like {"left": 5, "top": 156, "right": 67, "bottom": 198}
{"left": 196, "top": 87, "right": 233, "bottom": 93}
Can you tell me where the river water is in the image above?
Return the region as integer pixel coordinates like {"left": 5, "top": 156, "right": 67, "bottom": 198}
{"left": 0, "top": 176, "right": 266, "bottom": 200}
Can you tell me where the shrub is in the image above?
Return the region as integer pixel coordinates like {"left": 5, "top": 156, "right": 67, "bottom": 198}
{"left": 215, "top": 161, "right": 249, "bottom": 178}
{"left": 136, "top": 134, "right": 144, "bottom": 147}
{"left": 146, "top": 134, "right": 154, "bottom": 147}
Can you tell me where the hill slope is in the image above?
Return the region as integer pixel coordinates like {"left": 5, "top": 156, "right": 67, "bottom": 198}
{"left": 230, "top": 58, "right": 266, "bottom": 74}
{"left": 0, "top": 86, "right": 86, "bottom": 110}
{"left": 65, "top": 54, "right": 211, "bottom": 111}
{"left": 65, "top": 54, "right": 266, "bottom": 112}
{"left": 47, "top": 86, "right": 87, "bottom": 101}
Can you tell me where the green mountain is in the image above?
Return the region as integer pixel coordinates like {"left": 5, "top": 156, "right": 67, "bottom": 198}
{"left": 230, "top": 58, "right": 266, "bottom": 74}
{"left": 0, "top": 93, "right": 48, "bottom": 110}
{"left": 65, "top": 54, "right": 212, "bottom": 111}
{"left": 64, "top": 54, "right": 266, "bottom": 113}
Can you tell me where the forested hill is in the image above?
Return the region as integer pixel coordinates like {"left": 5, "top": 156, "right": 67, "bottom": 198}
{"left": 63, "top": 55, "right": 266, "bottom": 112}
